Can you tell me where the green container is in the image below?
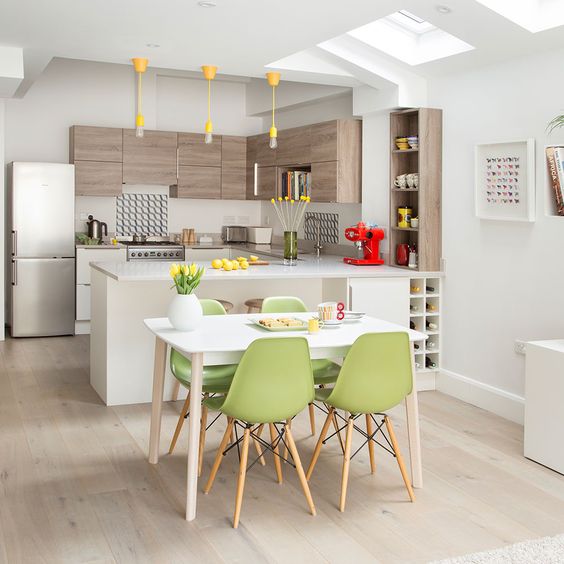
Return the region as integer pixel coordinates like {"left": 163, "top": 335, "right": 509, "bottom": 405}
{"left": 283, "top": 231, "right": 298, "bottom": 266}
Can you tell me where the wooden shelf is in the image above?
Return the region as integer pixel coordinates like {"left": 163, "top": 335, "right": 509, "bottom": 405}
{"left": 392, "top": 148, "right": 419, "bottom": 153}
{"left": 391, "top": 188, "right": 419, "bottom": 192}
{"left": 391, "top": 226, "right": 419, "bottom": 232}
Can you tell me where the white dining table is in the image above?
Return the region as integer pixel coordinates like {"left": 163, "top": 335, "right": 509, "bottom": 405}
{"left": 145, "top": 313, "right": 427, "bottom": 521}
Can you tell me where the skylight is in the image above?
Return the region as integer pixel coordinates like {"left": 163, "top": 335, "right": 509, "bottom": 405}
{"left": 347, "top": 11, "right": 474, "bottom": 66}
{"left": 474, "top": 0, "right": 564, "bottom": 32}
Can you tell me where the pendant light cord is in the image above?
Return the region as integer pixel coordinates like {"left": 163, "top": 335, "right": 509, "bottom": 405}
{"left": 208, "top": 79, "right": 211, "bottom": 122}
{"left": 137, "top": 71, "right": 143, "bottom": 115}
{"left": 271, "top": 85, "right": 276, "bottom": 128}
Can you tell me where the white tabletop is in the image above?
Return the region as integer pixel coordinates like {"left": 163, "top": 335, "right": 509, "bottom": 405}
{"left": 144, "top": 313, "right": 426, "bottom": 364}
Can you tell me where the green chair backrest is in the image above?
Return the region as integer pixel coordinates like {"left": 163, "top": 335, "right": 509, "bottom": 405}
{"left": 220, "top": 337, "right": 315, "bottom": 424}
{"left": 326, "top": 332, "right": 413, "bottom": 415}
{"left": 170, "top": 299, "right": 226, "bottom": 376}
{"left": 261, "top": 296, "right": 308, "bottom": 313}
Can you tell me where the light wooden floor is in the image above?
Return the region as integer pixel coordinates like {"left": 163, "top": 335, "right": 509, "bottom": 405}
{"left": 1, "top": 335, "right": 564, "bottom": 564}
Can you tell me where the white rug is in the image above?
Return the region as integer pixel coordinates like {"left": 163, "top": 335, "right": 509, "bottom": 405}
{"left": 431, "top": 534, "right": 564, "bottom": 563}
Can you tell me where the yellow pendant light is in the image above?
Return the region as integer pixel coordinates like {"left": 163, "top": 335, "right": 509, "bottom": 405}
{"left": 266, "top": 71, "right": 281, "bottom": 150}
{"left": 132, "top": 57, "right": 148, "bottom": 138}
{"left": 202, "top": 65, "right": 218, "bottom": 144}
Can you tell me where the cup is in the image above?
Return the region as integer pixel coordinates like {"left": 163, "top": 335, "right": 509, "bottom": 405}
{"left": 413, "top": 174, "right": 419, "bottom": 188}
{"left": 308, "top": 318, "right": 324, "bottom": 334}
{"left": 406, "top": 174, "right": 416, "bottom": 188}
{"left": 410, "top": 217, "right": 419, "bottom": 229}
{"left": 317, "top": 301, "right": 345, "bottom": 323}
{"left": 394, "top": 174, "right": 407, "bottom": 188}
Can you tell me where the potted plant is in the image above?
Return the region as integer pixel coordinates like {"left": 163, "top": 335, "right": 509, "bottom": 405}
{"left": 167, "top": 262, "right": 205, "bottom": 331}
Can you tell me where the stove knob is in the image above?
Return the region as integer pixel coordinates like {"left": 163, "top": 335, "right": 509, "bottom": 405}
{"left": 163, "top": 252, "right": 168, "bottom": 257}
{"left": 131, "top": 252, "right": 136, "bottom": 257}
{"left": 157, "top": 252, "right": 161, "bottom": 257}
{"left": 144, "top": 252, "right": 149, "bottom": 257}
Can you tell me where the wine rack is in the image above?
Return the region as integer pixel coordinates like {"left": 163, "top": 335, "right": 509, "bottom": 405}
{"left": 409, "top": 276, "right": 440, "bottom": 376}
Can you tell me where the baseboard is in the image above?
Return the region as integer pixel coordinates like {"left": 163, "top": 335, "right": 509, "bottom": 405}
{"left": 75, "top": 320, "right": 90, "bottom": 335}
{"left": 417, "top": 371, "right": 436, "bottom": 392}
{"left": 437, "top": 369, "right": 524, "bottom": 424}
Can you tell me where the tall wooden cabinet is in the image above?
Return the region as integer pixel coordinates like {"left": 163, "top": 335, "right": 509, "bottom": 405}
{"left": 70, "top": 126, "right": 123, "bottom": 196}
{"left": 389, "top": 108, "right": 442, "bottom": 272}
{"left": 221, "top": 136, "right": 246, "bottom": 200}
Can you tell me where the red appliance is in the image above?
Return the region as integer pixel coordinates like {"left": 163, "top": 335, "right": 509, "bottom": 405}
{"left": 343, "top": 222, "right": 385, "bottom": 265}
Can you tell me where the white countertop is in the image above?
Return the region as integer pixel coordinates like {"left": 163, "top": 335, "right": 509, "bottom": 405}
{"left": 91, "top": 253, "right": 442, "bottom": 282}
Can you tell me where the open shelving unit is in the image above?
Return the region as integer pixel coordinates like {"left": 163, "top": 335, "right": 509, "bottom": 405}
{"left": 409, "top": 275, "right": 441, "bottom": 377}
{"left": 390, "top": 108, "right": 442, "bottom": 271}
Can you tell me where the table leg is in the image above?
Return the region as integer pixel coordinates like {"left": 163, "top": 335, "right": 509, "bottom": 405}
{"left": 186, "top": 351, "right": 203, "bottom": 521}
{"left": 149, "top": 337, "right": 168, "bottom": 464}
{"left": 405, "top": 342, "right": 423, "bottom": 488}
{"left": 171, "top": 380, "right": 181, "bottom": 402}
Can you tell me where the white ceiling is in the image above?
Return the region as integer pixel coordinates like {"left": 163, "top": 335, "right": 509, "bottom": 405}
{"left": 2, "top": 0, "right": 564, "bottom": 96}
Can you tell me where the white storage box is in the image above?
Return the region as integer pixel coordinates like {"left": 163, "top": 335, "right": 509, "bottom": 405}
{"left": 246, "top": 226, "right": 272, "bottom": 244}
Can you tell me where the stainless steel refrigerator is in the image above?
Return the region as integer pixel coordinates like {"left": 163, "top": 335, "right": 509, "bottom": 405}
{"left": 9, "top": 162, "right": 76, "bottom": 337}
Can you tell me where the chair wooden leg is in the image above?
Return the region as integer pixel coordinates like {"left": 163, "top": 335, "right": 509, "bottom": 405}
{"left": 233, "top": 427, "right": 251, "bottom": 528}
{"left": 308, "top": 403, "right": 316, "bottom": 435}
{"left": 204, "top": 417, "right": 234, "bottom": 494}
{"left": 331, "top": 409, "right": 345, "bottom": 454}
{"left": 384, "top": 416, "right": 415, "bottom": 502}
{"left": 171, "top": 379, "right": 181, "bottom": 402}
{"left": 306, "top": 408, "right": 334, "bottom": 480}
{"left": 168, "top": 391, "right": 191, "bottom": 454}
{"left": 198, "top": 396, "right": 208, "bottom": 477}
{"left": 269, "top": 423, "right": 283, "bottom": 484}
{"left": 285, "top": 425, "right": 316, "bottom": 516}
{"left": 339, "top": 416, "right": 354, "bottom": 512}
{"left": 366, "top": 414, "right": 376, "bottom": 474}
{"left": 253, "top": 424, "right": 266, "bottom": 466}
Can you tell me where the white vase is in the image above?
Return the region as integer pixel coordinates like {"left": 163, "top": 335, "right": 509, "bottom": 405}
{"left": 167, "top": 293, "right": 203, "bottom": 332}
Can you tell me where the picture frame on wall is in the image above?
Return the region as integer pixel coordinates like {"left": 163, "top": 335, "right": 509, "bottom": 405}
{"left": 475, "top": 138, "right": 535, "bottom": 222}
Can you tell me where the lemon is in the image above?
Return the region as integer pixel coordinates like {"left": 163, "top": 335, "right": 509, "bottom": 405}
{"left": 249, "top": 255, "right": 259, "bottom": 262}
{"left": 223, "top": 262, "right": 233, "bottom": 271}
{"left": 231, "top": 260, "right": 240, "bottom": 270}
{"left": 221, "top": 257, "right": 230, "bottom": 264}
{"left": 211, "top": 259, "right": 222, "bottom": 269}
{"left": 240, "top": 261, "right": 249, "bottom": 270}
{"left": 236, "top": 256, "right": 246, "bottom": 262}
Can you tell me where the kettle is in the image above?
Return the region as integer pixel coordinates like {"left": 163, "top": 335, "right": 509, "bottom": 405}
{"left": 87, "top": 215, "right": 108, "bottom": 240}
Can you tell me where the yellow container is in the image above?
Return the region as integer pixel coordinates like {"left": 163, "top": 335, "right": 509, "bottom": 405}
{"left": 398, "top": 206, "right": 412, "bottom": 228}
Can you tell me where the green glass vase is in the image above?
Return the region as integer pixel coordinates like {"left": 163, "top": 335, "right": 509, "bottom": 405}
{"left": 283, "top": 231, "right": 298, "bottom": 266}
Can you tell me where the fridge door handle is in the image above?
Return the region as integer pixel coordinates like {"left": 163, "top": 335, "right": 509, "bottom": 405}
{"left": 11, "top": 230, "right": 17, "bottom": 256}
{"left": 12, "top": 260, "right": 17, "bottom": 286}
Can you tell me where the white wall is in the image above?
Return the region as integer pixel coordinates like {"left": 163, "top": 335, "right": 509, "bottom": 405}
{"left": 428, "top": 47, "right": 564, "bottom": 403}
{"left": 0, "top": 101, "right": 5, "bottom": 340}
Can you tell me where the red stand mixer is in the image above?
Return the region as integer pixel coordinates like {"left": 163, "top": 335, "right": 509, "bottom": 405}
{"left": 343, "top": 222, "right": 385, "bottom": 265}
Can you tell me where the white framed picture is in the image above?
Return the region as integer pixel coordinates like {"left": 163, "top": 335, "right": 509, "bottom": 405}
{"left": 475, "top": 138, "right": 535, "bottom": 222}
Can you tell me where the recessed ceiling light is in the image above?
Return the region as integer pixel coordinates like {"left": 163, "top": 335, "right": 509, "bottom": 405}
{"left": 436, "top": 5, "right": 452, "bottom": 14}
{"left": 198, "top": 1, "right": 217, "bottom": 7}
{"left": 146, "top": 43, "right": 160, "bottom": 48}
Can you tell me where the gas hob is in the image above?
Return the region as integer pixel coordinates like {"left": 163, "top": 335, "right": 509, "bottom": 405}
{"left": 126, "top": 242, "right": 185, "bottom": 261}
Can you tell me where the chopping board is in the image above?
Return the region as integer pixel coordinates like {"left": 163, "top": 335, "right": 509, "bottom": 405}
{"left": 248, "top": 260, "right": 270, "bottom": 266}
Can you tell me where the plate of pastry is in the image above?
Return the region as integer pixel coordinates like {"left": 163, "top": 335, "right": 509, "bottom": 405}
{"left": 251, "top": 317, "right": 308, "bottom": 332}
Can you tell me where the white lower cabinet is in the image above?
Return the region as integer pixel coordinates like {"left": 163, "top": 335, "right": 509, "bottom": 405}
{"left": 184, "top": 248, "right": 231, "bottom": 262}
{"left": 76, "top": 247, "right": 126, "bottom": 329}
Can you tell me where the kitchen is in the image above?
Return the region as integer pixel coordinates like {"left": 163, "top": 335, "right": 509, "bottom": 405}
{"left": 3, "top": 1, "right": 564, "bottom": 562}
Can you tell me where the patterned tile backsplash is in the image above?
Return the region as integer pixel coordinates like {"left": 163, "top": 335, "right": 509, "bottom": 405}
{"left": 116, "top": 193, "right": 168, "bottom": 236}
{"left": 304, "top": 211, "right": 339, "bottom": 244}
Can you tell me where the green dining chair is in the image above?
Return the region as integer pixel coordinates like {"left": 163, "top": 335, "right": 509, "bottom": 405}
{"left": 169, "top": 299, "right": 238, "bottom": 476}
{"left": 203, "top": 337, "right": 317, "bottom": 528}
{"left": 306, "top": 332, "right": 415, "bottom": 512}
{"left": 261, "top": 296, "right": 341, "bottom": 436}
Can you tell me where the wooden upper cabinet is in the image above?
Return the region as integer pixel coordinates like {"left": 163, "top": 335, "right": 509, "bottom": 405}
{"left": 70, "top": 126, "right": 123, "bottom": 163}
{"left": 276, "top": 125, "right": 311, "bottom": 165}
{"left": 311, "top": 161, "right": 338, "bottom": 203}
{"left": 176, "top": 165, "right": 221, "bottom": 199}
{"left": 75, "top": 161, "right": 122, "bottom": 197}
{"left": 178, "top": 132, "right": 222, "bottom": 167}
{"left": 221, "top": 136, "right": 246, "bottom": 200}
{"left": 255, "top": 166, "right": 277, "bottom": 200}
{"left": 255, "top": 133, "right": 276, "bottom": 167}
{"left": 122, "top": 129, "right": 178, "bottom": 185}
{"left": 311, "top": 121, "right": 338, "bottom": 162}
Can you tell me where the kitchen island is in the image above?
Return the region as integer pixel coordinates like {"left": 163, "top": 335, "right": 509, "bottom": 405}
{"left": 90, "top": 253, "right": 441, "bottom": 405}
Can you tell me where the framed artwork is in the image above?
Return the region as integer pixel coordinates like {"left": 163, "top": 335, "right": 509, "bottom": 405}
{"left": 475, "top": 138, "right": 535, "bottom": 222}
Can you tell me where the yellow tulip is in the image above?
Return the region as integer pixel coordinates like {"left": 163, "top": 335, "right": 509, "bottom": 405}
{"left": 180, "top": 264, "right": 189, "bottom": 276}
{"left": 169, "top": 264, "right": 180, "bottom": 278}
{"left": 190, "top": 263, "right": 198, "bottom": 276}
